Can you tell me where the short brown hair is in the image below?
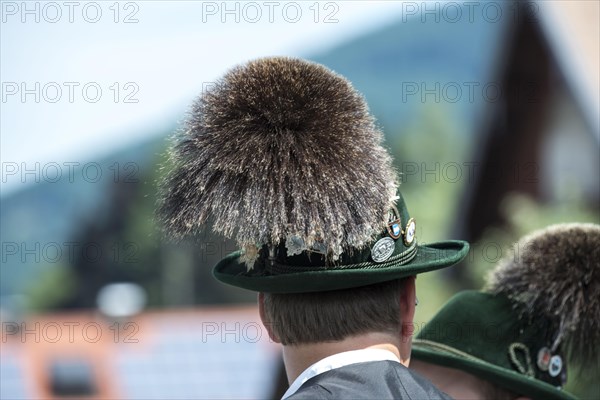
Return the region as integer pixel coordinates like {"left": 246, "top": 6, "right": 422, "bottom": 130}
{"left": 262, "top": 279, "right": 403, "bottom": 345}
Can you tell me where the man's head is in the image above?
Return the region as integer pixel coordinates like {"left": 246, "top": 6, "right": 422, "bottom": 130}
{"left": 411, "top": 223, "right": 600, "bottom": 400}
{"left": 259, "top": 277, "right": 417, "bottom": 359}
{"left": 260, "top": 279, "right": 404, "bottom": 345}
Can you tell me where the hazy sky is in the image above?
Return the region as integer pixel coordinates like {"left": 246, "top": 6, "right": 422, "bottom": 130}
{"left": 1, "top": 1, "right": 408, "bottom": 195}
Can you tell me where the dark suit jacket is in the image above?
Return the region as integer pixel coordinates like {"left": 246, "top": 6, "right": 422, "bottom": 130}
{"left": 286, "top": 360, "right": 451, "bottom": 399}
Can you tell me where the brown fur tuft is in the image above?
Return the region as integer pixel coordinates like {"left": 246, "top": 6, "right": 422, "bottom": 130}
{"left": 158, "top": 57, "right": 397, "bottom": 264}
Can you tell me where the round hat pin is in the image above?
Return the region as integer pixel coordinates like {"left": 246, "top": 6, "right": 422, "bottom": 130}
{"left": 404, "top": 218, "right": 416, "bottom": 246}
{"left": 537, "top": 347, "right": 551, "bottom": 371}
{"left": 548, "top": 355, "right": 563, "bottom": 378}
{"left": 386, "top": 205, "right": 402, "bottom": 240}
{"left": 371, "top": 237, "right": 395, "bottom": 262}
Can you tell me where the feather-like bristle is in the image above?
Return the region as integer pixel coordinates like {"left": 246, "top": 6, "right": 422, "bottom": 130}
{"left": 486, "top": 223, "right": 600, "bottom": 369}
{"left": 158, "top": 57, "right": 397, "bottom": 262}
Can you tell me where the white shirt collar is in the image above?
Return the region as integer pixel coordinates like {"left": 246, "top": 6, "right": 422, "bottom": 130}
{"left": 281, "top": 348, "right": 400, "bottom": 399}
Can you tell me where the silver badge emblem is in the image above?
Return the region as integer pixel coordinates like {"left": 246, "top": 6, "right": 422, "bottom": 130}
{"left": 549, "top": 355, "right": 563, "bottom": 377}
{"left": 371, "top": 237, "right": 395, "bottom": 263}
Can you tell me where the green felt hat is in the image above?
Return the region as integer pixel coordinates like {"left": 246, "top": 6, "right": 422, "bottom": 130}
{"left": 213, "top": 193, "right": 469, "bottom": 293}
{"left": 412, "top": 223, "right": 600, "bottom": 400}
{"left": 158, "top": 56, "right": 469, "bottom": 294}
{"left": 412, "top": 291, "right": 577, "bottom": 400}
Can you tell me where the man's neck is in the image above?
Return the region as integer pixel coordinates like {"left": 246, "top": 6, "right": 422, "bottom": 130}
{"left": 282, "top": 332, "right": 403, "bottom": 384}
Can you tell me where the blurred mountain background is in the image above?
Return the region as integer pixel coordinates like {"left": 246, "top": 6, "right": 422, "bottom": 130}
{"left": 1, "top": 10, "right": 505, "bottom": 306}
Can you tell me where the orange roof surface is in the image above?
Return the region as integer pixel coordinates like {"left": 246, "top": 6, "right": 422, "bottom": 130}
{"left": 1, "top": 305, "right": 280, "bottom": 399}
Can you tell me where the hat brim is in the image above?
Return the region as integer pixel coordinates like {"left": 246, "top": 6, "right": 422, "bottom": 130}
{"left": 213, "top": 240, "right": 468, "bottom": 293}
{"left": 411, "top": 341, "right": 577, "bottom": 400}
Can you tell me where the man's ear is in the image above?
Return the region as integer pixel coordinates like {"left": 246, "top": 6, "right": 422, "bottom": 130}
{"left": 398, "top": 276, "right": 416, "bottom": 363}
{"left": 258, "top": 292, "right": 281, "bottom": 343}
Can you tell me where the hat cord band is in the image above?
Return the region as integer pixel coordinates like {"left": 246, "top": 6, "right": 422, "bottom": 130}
{"left": 266, "top": 242, "right": 418, "bottom": 274}
{"left": 412, "top": 339, "right": 484, "bottom": 363}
